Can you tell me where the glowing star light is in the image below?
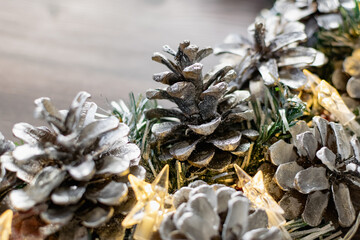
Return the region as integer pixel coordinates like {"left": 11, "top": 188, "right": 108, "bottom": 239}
{"left": 0, "top": 210, "right": 13, "bottom": 240}
{"left": 122, "top": 165, "right": 173, "bottom": 240}
{"left": 234, "top": 164, "right": 285, "bottom": 227}
{"left": 304, "top": 69, "right": 360, "bottom": 136}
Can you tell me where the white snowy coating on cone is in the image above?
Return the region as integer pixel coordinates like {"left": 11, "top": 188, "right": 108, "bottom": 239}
{"left": 1, "top": 92, "right": 145, "bottom": 237}
{"left": 270, "top": 117, "right": 360, "bottom": 227}
{"left": 160, "top": 181, "right": 283, "bottom": 240}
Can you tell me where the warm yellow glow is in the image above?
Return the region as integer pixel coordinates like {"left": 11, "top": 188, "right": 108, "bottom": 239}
{"left": 122, "top": 165, "right": 173, "bottom": 239}
{"left": 234, "top": 164, "right": 285, "bottom": 227}
{"left": 317, "top": 80, "right": 355, "bottom": 125}
{"left": 148, "top": 200, "right": 161, "bottom": 213}
{"left": 303, "top": 69, "right": 322, "bottom": 113}
{"left": 304, "top": 70, "right": 360, "bottom": 136}
{"left": 128, "top": 174, "right": 153, "bottom": 201}
{"left": 0, "top": 210, "right": 12, "bottom": 240}
{"left": 133, "top": 201, "right": 161, "bottom": 240}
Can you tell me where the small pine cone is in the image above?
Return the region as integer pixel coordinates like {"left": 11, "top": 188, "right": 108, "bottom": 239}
{"left": 215, "top": 8, "right": 327, "bottom": 89}
{"left": 146, "top": 41, "right": 257, "bottom": 173}
{"left": 159, "top": 180, "right": 283, "bottom": 240}
{"left": 273, "top": 0, "right": 346, "bottom": 31}
{"left": 0, "top": 92, "right": 145, "bottom": 237}
{"left": 269, "top": 116, "right": 360, "bottom": 227}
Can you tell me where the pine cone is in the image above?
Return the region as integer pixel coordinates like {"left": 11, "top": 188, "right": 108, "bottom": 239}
{"left": 159, "top": 180, "right": 282, "bottom": 240}
{"left": 214, "top": 11, "right": 325, "bottom": 89}
{"left": 0, "top": 92, "right": 145, "bottom": 238}
{"left": 146, "top": 41, "right": 257, "bottom": 173}
{"left": 269, "top": 116, "right": 360, "bottom": 227}
{"left": 272, "top": 0, "right": 349, "bottom": 31}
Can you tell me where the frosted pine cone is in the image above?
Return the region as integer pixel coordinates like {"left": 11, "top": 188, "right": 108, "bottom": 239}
{"left": 269, "top": 116, "right": 360, "bottom": 227}
{"left": 159, "top": 180, "right": 283, "bottom": 240}
{"left": 273, "top": 0, "right": 355, "bottom": 31}
{"left": 215, "top": 14, "right": 326, "bottom": 90}
{"left": 146, "top": 41, "right": 257, "bottom": 173}
{"left": 0, "top": 92, "right": 145, "bottom": 238}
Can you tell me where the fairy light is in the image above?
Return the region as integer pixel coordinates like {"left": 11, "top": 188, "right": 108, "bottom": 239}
{"left": 122, "top": 165, "right": 173, "bottom": 240}
{"left": 234, "top": 164, "right": 285, "bottom": 227}
{"left": 304, "top": 70, "right": 360, "bottom": 136}
{"left": 0, "top": 210, "right": 13, "bottom": 240}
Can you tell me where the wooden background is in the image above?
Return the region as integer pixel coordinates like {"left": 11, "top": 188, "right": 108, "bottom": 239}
{"left": 0, "top": 0, "right": 270, "bottom": 140}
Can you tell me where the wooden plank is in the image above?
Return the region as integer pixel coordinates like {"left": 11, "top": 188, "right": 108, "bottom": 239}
{"left": 0, "top": 0, "right": 270, "bottom": 140}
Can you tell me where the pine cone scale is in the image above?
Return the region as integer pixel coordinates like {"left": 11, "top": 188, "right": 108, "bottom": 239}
{"left": 187, "top": 115, "right": 221, "bottom": 136}
{"left": 64, "top": 91, "right": 91, "bottom": 133}
{"left": 40, "top": 207, "right": 75, "bottom": 226}
{"left": 301, "top": 191, "right": 329, "bottom": 227}
{"left": 208, "top": 131, "right": 242, "bottom": 151}
{"left": 81, "top": 206, "right": 114, "bottom": 228}
{"left": 51, "top": 185, "right": 86, "bottom": 205}
{"left": 77, "top": 116, "right": 119, "bottom": 149}
{"left": 28, "top": 167, "right": 66, "bottom": 203}
{"left": 67, "top": 159, "right": 95, "bottom": 181}
{"left": 12, "top": 123, "right": 56, "bottom": 145}
{"left": 96, "top": 156, "right": 130, "bottom": 175}
{"left": 96, "top": 181, "right": 128, "bottom": 206}
{"left": 188, "top": 147, "right": 215, "bottom": 168}
{"left": 169, "top": 140, "right": 198, "bottom": 161}
{"left": 332, "top": 182, "right": 356, "bottom": 227}
{"left": 206, "top": 151, "right": 233, "bottom": 172}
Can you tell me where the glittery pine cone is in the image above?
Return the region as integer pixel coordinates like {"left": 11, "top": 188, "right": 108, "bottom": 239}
{"left": 214, "top": 10, "right": 326, "bottom": 90}
{"left": 269, "top": 116, "right": 360, "bottom": 227}
{"left": 0, "top": 92, "right": 145, "bottom": 237}
{"left": 272, "top": 0, "right": 352, "bottom": 32}
{"left": 159, "top": 180, "right": 283, "bottom": 240}
{"left": 146, "top": 41, "right": 257, "bottom": 173}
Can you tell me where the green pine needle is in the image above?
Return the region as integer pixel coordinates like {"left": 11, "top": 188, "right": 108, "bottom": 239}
{"left": 315, "top": 1, "right": 360, "bottom": 79}
{"left": 112, "top": 92, "right": 158, "bottom": 146}
{"left": 111, "top": 93, "right": 161, "bottom": 183}
{"left": 247, "top": 83, "right": 305, "bottom": 175}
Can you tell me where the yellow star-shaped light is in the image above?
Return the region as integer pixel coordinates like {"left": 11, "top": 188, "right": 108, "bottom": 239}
{"left": 0, "top": 210, "right": 13, "bottom": 240}
{"left": 234, "top": 164, "right": 285, "bottom": 227}
{"left": 122, "top": 165, "right": 173, "bottom": 240}
{"left": 304, "top": 69, "right": 360, "bottom": 136}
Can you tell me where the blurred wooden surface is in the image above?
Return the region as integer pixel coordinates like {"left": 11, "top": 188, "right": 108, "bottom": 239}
{"left": 0, "top": 0, "right": 270, "bottom": 140}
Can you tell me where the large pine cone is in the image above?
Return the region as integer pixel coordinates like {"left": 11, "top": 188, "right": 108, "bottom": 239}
{"left": 0, "top": 92, "right": 145, "bottom": 238}
{"left": 159, "top": 180, "right": 282, "bottom": 240}
{"left": 269, "top": 116, "right": 360, "bottom": 227}
{"left": 146, "top": 41, "right": 257, "bottom": 173}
